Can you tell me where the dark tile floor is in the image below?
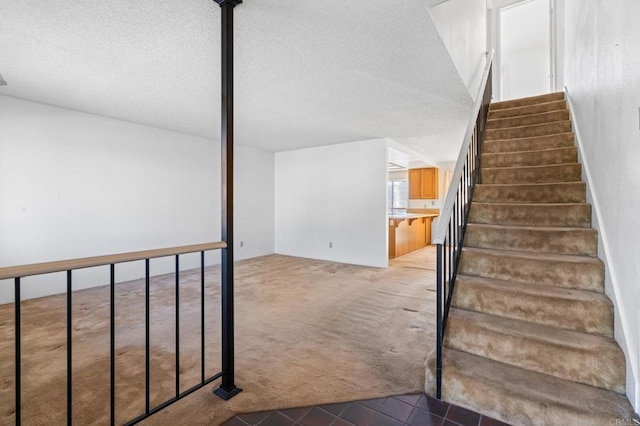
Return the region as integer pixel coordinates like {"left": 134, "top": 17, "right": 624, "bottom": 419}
{"left": 223, "top": 393, "right": 510, "bottom": 426}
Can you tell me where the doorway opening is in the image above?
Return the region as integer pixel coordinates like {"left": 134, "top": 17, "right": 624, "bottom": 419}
{"left": 494, "top": 0, "right": 556, "bottom": 101}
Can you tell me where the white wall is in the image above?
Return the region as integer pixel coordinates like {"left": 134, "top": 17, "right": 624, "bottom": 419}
{"left": 0, "top": 96, "right": 274, "bottom": 303}
{"left": 553, "top": 0, "right": 565, "bottom": 90}
{"left": 388, "top": 170, "right": 408, "bottom": 182}
{"left": 429, "top": 0, "right": 488, "bottom": 97}
{"left": 275, "top": 139, "right": 388, "bottom": 268}
{"left": 564, "top": 0, "right": 640, "bottom": 412}
{"left": 235, "top": 145, "right": 275, "bottom": 260}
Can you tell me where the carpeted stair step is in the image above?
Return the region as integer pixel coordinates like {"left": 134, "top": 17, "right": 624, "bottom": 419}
{"left": 473, "top": 182, "right": 586, "bottom": 204}
{"left": 485, "top": 121, "right": 572, "bottom": 141}
{"left": 469, "top": 202, "right": 591, "bottom": 227}
{"left": 458, "top": 247, "right": 604, "bottom": 291}
{"left": 488, "top": 99, "right": 567, "bottom": 119}
{"left": 482, "top": 163, "right": 581, "bottom": 184}
{"left": 490, "top": 92, "right": 565, "bottom": 110}
{"left": 452, "top": 275, "right": 613, "bottom": 336}
{"left": 487, "top": 109, "right": 570, "bottom": 129}
{"left": 481, "top": 146, "right": 577, "bottom": 168}
{"left": 465, "top": 223, "right": 597, "bottom": 256}
{"left": 426, "top": 349, "right": 638, "bottom": 426}
{"left": 483, "top": 132, "right": 575, "bottom": 154}
{"left": 445, "top": 308, "right": 626, "bottom": 393}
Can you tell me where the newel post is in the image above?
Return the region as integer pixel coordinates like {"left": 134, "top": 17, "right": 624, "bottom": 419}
{"left": 213, "top": 0, "right": 243, "bottom": 401}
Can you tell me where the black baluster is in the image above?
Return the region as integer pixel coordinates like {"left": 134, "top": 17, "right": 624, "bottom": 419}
{"left": 67, "top": 270, "right": 73, "bottom": 425}
{"left": 110, "top": 265, "right": 115, "bottom": 426}
{"left": 175, "top": 255, "right": 180, "bottom": 397}
{"left": 15, "top": 278, "right": 21, "bottom": 426}
{"left": 145, "top": 259, "right": 150, "bottom": 413}
{"left": 201, "top": 251, "right": 205, "bottom": 383}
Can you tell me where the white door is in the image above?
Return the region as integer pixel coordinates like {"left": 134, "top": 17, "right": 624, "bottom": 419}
{"left": 498, "top": 0, "right": 553, "bottom": 100}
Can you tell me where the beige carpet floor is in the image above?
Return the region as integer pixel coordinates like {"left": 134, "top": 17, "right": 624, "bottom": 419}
{"left": 0, "top": 248, "right": 436, "bottom": 425}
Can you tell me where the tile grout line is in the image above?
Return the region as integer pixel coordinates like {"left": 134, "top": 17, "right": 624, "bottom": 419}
{"left": 235, "top": 416, "right": 252, "bottom": 426}
{"left": 443, "top": 403, "right": 452, "bottom": 422}
{"left": 281, "top": 407, "right": 312, "bottom": 423}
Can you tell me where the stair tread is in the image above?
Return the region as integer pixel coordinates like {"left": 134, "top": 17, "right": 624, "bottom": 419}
{"left": 488, "top": 99, "right": 568, "bottom": 118}
{"left": 459, "top": 246, "right": 603, "bottom": 291}
{"left": 448, "top": 307, "right": 617, "bottom": 351}
{"left": 439, "top": 349, "right": 637, "bottom": 423}
{"left": 490, "top": 92, "right": 565, "bottom": 110}
{"left": 482, "top": 146, "right": 576, "bottom": 157}
{"left": 487, "top": 109, "right": 569, "bottom": 124}
{"left": 455, "top": 274, "right": 611, "bottom": 305}
{"left": 490, "top": 98, "right": 566, "bottom": 110}
{"left": 485, "top": 122, "right": 572, "bottom": 142}
{"left": 469, "top": 201, "right": 592, "bottom": 224}
{"left": 473, "top": 182, "right": 587, "bottom": 204}
{"left": 465, "top": 223, "right": 598, "bottom": 255}
{"left": 466, "top": 223, "right": 596, "bottom": 233}
{"left": 446, "top": 308, "right": 626, "bottom": 393}
{"left": 486, "top": 119, "right": 571, "bottom": 131}
{"left": 453, "top": 274, "right": 613, "bottom": 336}
{"left": 482, "top": 162, "right": 582, "bottom": 185}
{"left": 484, "top": 131, "right": 574, "bottom": 144}
{"left": 475, "top": 181, "right": 583, "bottom": 188}
{"left": 462, "top": 246, "right": 602, "bottom": 263}
{"left": 471, "top": 201, "right": 588, "bottom": 207}
{"left": 483, "top": 162, "right": 580, "bottom": 171}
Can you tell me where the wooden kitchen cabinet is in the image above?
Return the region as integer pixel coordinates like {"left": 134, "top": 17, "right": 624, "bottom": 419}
{"left": 408, "top": 169, "right": 423, "bottom": 199}
{"left": 420, "top": 168, "right": 438, "bottom": 199}
{"left": 424, "top": 216, "right": 432, "bottom": 245}
{"left": 408, "top": 167, "right": 438, "bottom": 199}
{"left": 388, "top": 215, "right": 437, "bottom": 258}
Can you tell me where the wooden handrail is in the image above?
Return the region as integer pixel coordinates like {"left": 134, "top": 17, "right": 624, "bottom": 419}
{"left": 0, "top": 241, "right": 227, "bottom": 280}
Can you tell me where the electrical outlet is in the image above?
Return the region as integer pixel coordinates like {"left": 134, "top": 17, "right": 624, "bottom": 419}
{"left": 240, "top": 241, "right": 244, "bottom": 247}
{"left": 329, "top": 242, "right": 333, "bottom": 248}
{"left": 431, "top": 201, "right": 435, "bottom": 206}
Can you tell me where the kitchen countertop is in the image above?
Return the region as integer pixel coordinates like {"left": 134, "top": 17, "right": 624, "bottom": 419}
{"left": 388, "top": 213, "right": 439, "bottom": 220}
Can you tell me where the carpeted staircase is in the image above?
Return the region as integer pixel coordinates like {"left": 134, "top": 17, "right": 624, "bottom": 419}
{"left": 428, "top": 92, "right": 638, "bottom": 425}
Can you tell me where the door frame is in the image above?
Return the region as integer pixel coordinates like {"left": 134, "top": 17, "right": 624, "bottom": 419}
{"left": 487, "top": 0, "right": 563, "bottom": 101}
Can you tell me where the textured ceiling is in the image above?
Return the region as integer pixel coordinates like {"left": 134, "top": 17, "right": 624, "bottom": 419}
{"left": 0, "top": 0, "right": 470, "bottom": 153}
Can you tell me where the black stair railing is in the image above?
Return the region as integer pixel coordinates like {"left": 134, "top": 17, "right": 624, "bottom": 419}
{"left": 0, "top": 1, "right": 243, "bottom": 424}
{"left": 0, "top": 242, "right": 230, "bottom": 425}
{"left": 433, "top": 52, "right": 493, "bottom": 400}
